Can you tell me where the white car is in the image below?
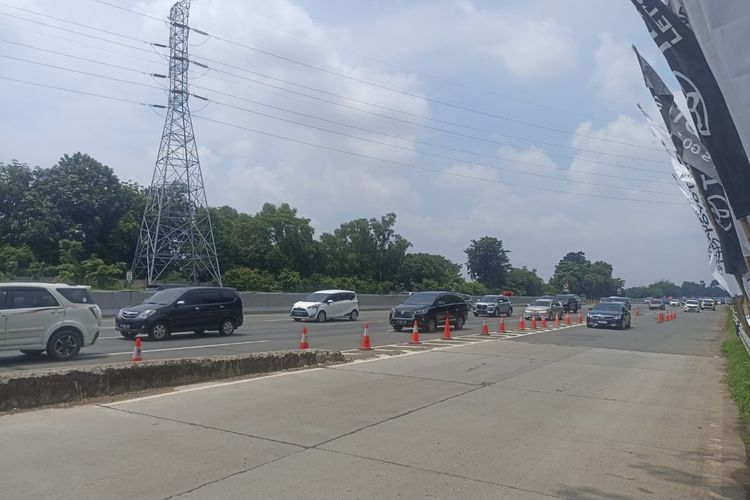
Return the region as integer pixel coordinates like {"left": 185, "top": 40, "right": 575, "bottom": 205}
{"left": 290, "top": 290, "right": 359, "bottom": 322}
{"left": 669, "top": 299, "right": 680, "bottom": 307}
{"left": 0, "top": 283, "right": 102, "bottom": 360}
{"left": 684, "top": 300, "right": 701, "bottom": 313}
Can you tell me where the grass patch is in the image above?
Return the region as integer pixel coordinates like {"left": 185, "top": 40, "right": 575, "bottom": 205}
{"left": 722, "top": 310, "right": 750, "bottom": 424}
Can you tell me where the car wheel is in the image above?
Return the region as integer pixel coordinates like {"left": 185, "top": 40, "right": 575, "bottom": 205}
{"left": 293, "top": 318, "right": 301, "bottom": 322}
{"left": 425, "top": 316, "right": 438, "bottom": 333}
{"left": 46, "top": 329, "right": 82, "bottom": 361}
{"left": 121, "top": 332, "right": 137, "bottom": 340}
{"left": 455, "top": 314, "right": 465, "bottom": 330}
{"left": 20, "top": 349, "right": 44, "bottom": 356}
{"left": 618, "top": 320, "right": 625, "bottom": 330}
{"left": 349, "top": 310, "right": 359, "bottom": 321}
{"left": 393, "top": 325, "right": 403, "bottom": 332}
{"left": 220, "top": 319, "right": 235, "bottom": 336}
{"left": 506, "top": 308, "right": 513, "bottom": 317}
{"left": 473, "top": 312, "right": 478, "bottom": 317}
{"left": 148, "top": 322, "right": 169, "bottom": 341}
{"left": 317, "top": 311, "right": 327, "bottom": 323}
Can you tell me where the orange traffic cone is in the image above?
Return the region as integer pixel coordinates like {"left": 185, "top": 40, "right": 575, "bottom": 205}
{"left": 565, "top": 313, "right": 572, "bottom": 325}
{"left": 541, "top": 316, "right": 547, "bottom": 328}
{"left": 635, "top": 307, "right": 640, "bottom": 317}
{"left": 554, "top": 313, "right": 560, "bottom": 327}
{"left": 498, "top": 317, "right": 506, "bottom": 333}
{"left": 359, "top": 323, "right": 372, "bottom": 351}
{"left": 442, "top": 315, "right": 452, "bottom": 340}
{"left": 657, "top": 311, "right": 663, "bottom": 323}
{"left": 518, "top": 318, "right": 525, "bottom": 331}
{"left": 576, "top": 312, "right": 583, "bottom": 324}
{"left": 481, "top": 318, "right": 490, "bottom": 336}
{"left": 409, "top": 320, "right": 421, "bottom": 344}
{"left": 131, "top": 337, "right": 143, "bottom": 362}
{"left": 530, "top": 317, "right": 537, "bottom": 329}
{"left": 299, "top": 327, "right": 310, "bottom": 349}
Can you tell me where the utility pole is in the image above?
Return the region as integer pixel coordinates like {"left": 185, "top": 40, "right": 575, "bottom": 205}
{"left": 132, "top": 0, "right": 221, "bottom": 286}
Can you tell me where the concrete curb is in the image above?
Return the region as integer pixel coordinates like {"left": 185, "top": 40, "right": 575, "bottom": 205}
{"left": 0, "top": 350, "right": 346, "bottom": 411}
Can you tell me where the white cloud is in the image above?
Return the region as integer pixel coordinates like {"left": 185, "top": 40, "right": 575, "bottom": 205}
{"left": 591, "top": 32, "right": 646, "bottom": 109}
{"left": 484, "top": 19, "right": 578, "bottom": 80}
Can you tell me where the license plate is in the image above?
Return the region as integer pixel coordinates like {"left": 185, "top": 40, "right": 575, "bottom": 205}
{"left": 598, "top": 321, "right": 608, "bottom": 325}
{"left": 397, "top": 320, "right": 411, "bottom": 325}
{"left": 119, "top": 323, "right": 129, "bottom": 330}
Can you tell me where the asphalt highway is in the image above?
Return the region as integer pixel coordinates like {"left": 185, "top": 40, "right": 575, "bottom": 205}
{"left": 2, "top": 304, "right": 745, "bottom": 499}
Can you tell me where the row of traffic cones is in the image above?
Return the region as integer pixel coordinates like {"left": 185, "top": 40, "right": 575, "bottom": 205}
{"left": 656, "top": 310, "right": 677, "bottom": 323}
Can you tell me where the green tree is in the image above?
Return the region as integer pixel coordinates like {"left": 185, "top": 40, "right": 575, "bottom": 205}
{"left": 81, "top": 256, "right": 125, "bottom": 289}
{"left": 223, "top": 267, "right": 278, "bottom": 292}
{"left": 507, "top": 266, "right": 546, "bottom": 296}
{"left": 464, "top": 237, "right": 511, "bottom": 289}
{"left": 398, "top": 253, "right": 462, "bottom": 291}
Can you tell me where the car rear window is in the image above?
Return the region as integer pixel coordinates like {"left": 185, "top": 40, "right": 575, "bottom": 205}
{"left": 56, "top": 288, "right": 95, "bottom": 304}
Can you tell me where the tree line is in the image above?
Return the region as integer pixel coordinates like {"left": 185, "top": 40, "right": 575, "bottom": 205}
{"left": 2, "top": 153, "right": 626, "bottom": 296}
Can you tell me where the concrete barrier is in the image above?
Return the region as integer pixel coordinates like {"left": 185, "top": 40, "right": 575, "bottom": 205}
{"left": 0, "top": 350, "right": 346, "bottom": 411}
{"left": 91, "top": 290, "right": 547, "bottom": 317}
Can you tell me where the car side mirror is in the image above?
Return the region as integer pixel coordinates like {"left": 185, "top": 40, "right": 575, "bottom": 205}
{"left": 326, "top": 299, "right": 333, "bottom": 304}
{"left": 176, "top": 300, "right": 185, "bottom": 306}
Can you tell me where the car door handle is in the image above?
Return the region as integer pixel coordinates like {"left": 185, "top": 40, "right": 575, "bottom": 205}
{"left": 194, "top": 307, "right": 200, "bottom": 310}
{"left": 51, "top": 310, "right": 64, "bottom": 315}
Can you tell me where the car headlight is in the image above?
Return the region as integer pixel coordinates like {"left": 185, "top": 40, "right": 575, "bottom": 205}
{"left": 307, "top": 304, "right": 320, "bottom": 311}
{"left": 117, "top": 308, "right": 124, "bottom": 318}
{"left": 137, "top": 309, "right": 156, "bottom": 319}
{"left": 414, "top": 308, "right": 428, "bottom": 315}
{"left": 613, "top": 315, "right": 622, "bottom": 320}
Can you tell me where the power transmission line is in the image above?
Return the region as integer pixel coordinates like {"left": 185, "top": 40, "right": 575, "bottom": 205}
{"left": 0, "top": 74, "right": 684, "bottom": 205}
{"left": 91, "top": 0, "right": 665, "bottom": 152}
{"left": 2, "top": 51, "right": 678, "bottom": 194}
{"left": 2, "top": 5, "right": 668, "bottom": 169}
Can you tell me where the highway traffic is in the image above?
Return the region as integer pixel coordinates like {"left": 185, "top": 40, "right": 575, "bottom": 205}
{"left": 2, "top": 303, "right": 743, "bottom": 499}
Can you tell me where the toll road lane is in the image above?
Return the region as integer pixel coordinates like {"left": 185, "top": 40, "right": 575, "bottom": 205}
{"left": 1, "top": 304, "right": 744, "bottom": 499}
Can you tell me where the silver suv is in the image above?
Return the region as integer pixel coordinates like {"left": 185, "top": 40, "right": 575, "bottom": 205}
{"left": 472, "top": 295, "right": 513, "bottom": 317}
{"left": 0, "top": 283, "right": 102, "bottom": 360}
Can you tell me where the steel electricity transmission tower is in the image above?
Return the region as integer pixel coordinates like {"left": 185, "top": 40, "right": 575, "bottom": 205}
{"left": 132, "top": 0, "right": 221, "bottom": 286}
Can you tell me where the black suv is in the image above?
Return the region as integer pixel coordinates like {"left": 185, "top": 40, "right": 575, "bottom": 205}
{"left": 116, "top": 287, "right": 244, "bottom": 340}
{"left": 554, "top": 294, "right": 581, "bottom": 313}
{"left": 389, "top": 291, "right": 469, "bottom": 333}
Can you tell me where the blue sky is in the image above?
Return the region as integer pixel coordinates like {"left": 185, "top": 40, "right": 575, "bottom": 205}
{"left": 0, "top": 0, "right": 711, "bottom": 286}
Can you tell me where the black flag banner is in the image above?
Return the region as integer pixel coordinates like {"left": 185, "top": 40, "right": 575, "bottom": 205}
{"left": 630, "top": 0, "right": 750, "bottom": 219}
{"left": 633, "top": 48, "right": 748, "bottom": 277}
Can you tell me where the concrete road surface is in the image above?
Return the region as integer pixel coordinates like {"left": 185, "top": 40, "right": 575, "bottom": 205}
{"left": 2, "top": 306, "right": 748, "bottom": 499}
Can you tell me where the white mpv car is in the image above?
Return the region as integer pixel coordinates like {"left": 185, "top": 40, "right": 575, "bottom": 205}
{"left": 0, "top": 283, "right": 102, "bottom": 360}
{"left": 290, "top": 290, "right": 359, "bottom": 322}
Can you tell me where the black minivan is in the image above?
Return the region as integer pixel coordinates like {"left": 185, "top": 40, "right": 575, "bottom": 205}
{"left": 389, "top": 291, "right": 469, "bottom": 333}
{"left": 116, "top": 287, "right": 244, "bottom": 340}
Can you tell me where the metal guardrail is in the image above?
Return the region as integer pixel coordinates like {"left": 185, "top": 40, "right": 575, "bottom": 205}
{"left": 730, "top": 307, "right": 750, "bottom": 355}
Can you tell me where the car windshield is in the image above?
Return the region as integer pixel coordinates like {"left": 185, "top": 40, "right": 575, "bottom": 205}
{"left": 303, "top": 292, "right": 330, "bottom": 302}
{"left": 610, "top": 297, "right": 627, "bottom": 303}
{"left": 593, "top": 303, "right": 622, "bottom": 313}
{"left": 144, "top": 288, "right": 187, "bottom": 305}
{"left": 402, "top": 292, "right": 441, "bottom": 305}
{"left": 531, "top": 300, "right": 551, "bottom": 307}
{"left": 686, "top": 301, "right": 699, "bottom": 305}
{"left": 553, "top": 295, "right": 569, "bottom": 301}
{"left": 478, "top": 295, "right": 499, "bottom": 302}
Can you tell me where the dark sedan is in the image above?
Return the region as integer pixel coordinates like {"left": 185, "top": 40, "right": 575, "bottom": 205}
{"left": 586, "top": 303, "right": 631, "bottom": 330}
{"left": 390, "top": 291, "right": 469, "bottom": 333}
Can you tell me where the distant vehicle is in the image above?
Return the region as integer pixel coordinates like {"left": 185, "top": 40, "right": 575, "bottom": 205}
{"left": 700, "top": 298, "right": 716, "bottom": 311}
{"left": 472, "top": 295, "right": 513, "bottom": 317}
{"left": 648, "top": 299, "right": 666, "bottom": 311}
{"left": 600, "top": 297, "right": 614, "bottom": 303}
{"left": 669, "top": 299, "right": 680, "bottom": 307}
{"left": 0, "top": 283, "right": 102, "bottom": 360}
{"left": 524, "top": 299, "right": 564, "bottom": 321}
{"left": 553, "top": 294, "right": 581, "bottom": 313}
{"left": 117, "top": 287, "right": 243, "bottom": 340}
{"left": 683, "top": 300, "right": 700, "bottom": 313}
{"left": 291, "top": 290, "right": 359, "bottom": 322}
{"left": 608, "top": 296, "right": 632, "bottom": 310}
{"left": 458, "top": 293, "right": 474, "bottom": 309}
{"left": 389, "top": 291, "right": 469, "bottom": 332}
{"left": 586, "top": 302, "right": 631, "bottom": 330}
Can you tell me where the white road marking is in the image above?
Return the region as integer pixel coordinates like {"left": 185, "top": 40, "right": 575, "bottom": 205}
{"left": 102, "top": 339, "right": 272, "bottom": 356}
